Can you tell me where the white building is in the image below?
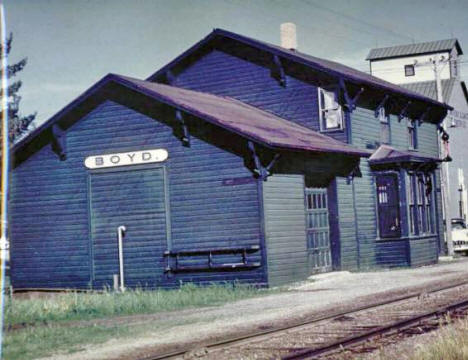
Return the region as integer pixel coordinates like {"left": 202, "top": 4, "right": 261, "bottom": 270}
{"left": 367, "top": 39, "right": 468, "bottom": 223}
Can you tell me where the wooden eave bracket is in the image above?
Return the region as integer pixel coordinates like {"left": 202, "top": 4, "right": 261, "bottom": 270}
{"left": 51, "top": 124, "right": 66, "bottom": 161}
{"left": 247, "top": 141, "right": 280, "bottom": 181}
{"left": 272, "top": 55, "right": 287, "bottom": 87}
{"left": 339, "top": 78, "right": 363, "bottom": 112}
{"left": 417, "top": 107, "right": 431, "bottom": 126}
{"left": 165, "top": 70, "right": 176, "bottom": 85}
{"left": 175, "top": 109, "right": 190, "bottom": 147}
{"left": 374, "top": 94, "right": 389, "bottom": 118}
{"left": 346, "top": 163, "right": 362, "bottom": 184}
{"left": 398, "top": 101, "right": 411, "bottom": 122}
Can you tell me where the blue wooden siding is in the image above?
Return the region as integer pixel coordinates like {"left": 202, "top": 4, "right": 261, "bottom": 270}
{"left": 262, "top": 175, "right": 308, "bottom": 286}
{"left": 171, "top": 50, "right": 348, "bottom": 143}
{"left": 336, "top": 107, "right": 442, "bottom": 269}
{"left": 335, "top": 178, "right": 359, "bottom": 270}
{"left": 168, "top": 48, "right": 443, "bottom": 271}
{"left": 89, "top": 167, "right": 168, "bottom": 288}
{"left": 409, "top": 236, "right": 439, "bottom": 266}
{"left": 10, "top": 100, "right": 265, "bottom": 289}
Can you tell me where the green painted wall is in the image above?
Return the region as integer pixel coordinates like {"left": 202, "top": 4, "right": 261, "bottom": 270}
{"left": 336, "top": 106, "right": 442, "bottom": 270}
{"left": 262, "top": 174, "right": 309, "bottom": 286}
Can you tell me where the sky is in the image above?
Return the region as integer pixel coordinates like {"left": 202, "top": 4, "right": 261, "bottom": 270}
{"left": 5, "top": 0, "right": 468, "bottom": 127}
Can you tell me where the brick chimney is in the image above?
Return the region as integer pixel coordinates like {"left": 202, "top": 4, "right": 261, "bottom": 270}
{"left": 280, "top": 22, "right": 297, "bottom": 51}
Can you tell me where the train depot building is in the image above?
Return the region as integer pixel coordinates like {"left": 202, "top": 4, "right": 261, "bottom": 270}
{"left": 10, "top": 29, "right": 452, "bottom": 289}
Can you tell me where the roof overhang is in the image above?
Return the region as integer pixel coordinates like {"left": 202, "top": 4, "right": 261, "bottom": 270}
{"left": 13, "top": 73, "right": 370, "bottom": 166}
{"left": 369, "top": 145, "right": 441, "bottom": 171}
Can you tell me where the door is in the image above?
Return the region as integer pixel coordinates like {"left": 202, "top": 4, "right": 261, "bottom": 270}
{"left": 376, "top": 174, "right": 401, "bottom": 238}
{"left": 305, "top": 188, "right": 332, "bottom": 273}
{"left": 89, "top": 167, "right": 168, "bottom": 289}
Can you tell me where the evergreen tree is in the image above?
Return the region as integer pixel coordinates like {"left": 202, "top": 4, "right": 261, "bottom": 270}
{"left": 1, "top": 33, "right": 36, "bottom": 142}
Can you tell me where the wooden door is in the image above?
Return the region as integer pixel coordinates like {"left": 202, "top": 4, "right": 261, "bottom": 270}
{"left": 376, "top": 174, "right": 401, "bottom": 238}
{"left": 89, "top": 167, "right": 168, "bottom": 289}
{"left": 306, "top": 188, "right": 332, "bottom": 273}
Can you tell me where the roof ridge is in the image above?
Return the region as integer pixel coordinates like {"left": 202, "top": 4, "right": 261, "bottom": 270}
{"left": 148, "top": 28, "right": 451, "bottom": 113}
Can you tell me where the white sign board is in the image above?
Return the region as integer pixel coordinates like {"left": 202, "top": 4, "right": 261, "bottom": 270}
{"left": 84, "top": 149, "right": 168, "bottom": 169}
{"left": 448, "top": 110, "right": 468, "bottom": 128}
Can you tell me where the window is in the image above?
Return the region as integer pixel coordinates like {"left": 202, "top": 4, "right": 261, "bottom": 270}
{"left": 405, "top": 64, "right": 415, "bottom": 77}
{"left": 318, "top": 87, "right": 344, "bottom": 131}
{"left": 408, "top": 172, "right": 434, "bottom": 235}
{"left": 378, "top": 107, "right": 391, "bottom": 144}
{"left": 407, "top": 119, "right": 417, "bottom": 149}
{"left": 376, "top": 174, "right": 401, "bottom": 238}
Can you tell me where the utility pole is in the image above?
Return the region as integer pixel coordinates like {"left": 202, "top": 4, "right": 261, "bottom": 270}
{"left": 458, "top": 168, "right": 467, "bottom": 221}
{"left": 431, "top": 55, "right": 454, "bottom": 256}
{"left": 0, "top": 2, "right": 8, "bottom": 358}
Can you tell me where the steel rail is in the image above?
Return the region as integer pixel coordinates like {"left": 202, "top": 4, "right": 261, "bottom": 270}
{"left": 282, "top": 297, "right": 468, "bottom": 360}
{"left": 140, "top": 279, "right": 468, "bottom": 360}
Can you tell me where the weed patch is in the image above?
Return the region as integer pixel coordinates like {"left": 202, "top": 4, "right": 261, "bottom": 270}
{"left": 6, "top": 283, "right": 269, "bottom": 326}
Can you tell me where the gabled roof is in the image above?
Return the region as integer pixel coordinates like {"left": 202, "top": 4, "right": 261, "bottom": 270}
{"left": 369, "top": 145, "right": 441, "bottom": 165}
{"left": 13, "top": 73, "right": 370, "bottom": 162}
{"left": 401, "top": 79, "right": 456, "bottom": 102}
{"left": 367, "top": 39, "right": 463, "bottom": 61}
{"left": 147, "top": 28, "right": 451, "bottom": 120}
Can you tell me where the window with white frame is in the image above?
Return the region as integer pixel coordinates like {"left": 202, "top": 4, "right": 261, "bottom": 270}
{"left": 318, "top": 87, "right": 344, "bottom": 131}
{"left": 407, "top": 118, "right": 417, "bottom": 149}
{"left": 378, "top": 107, "right": 390, "bottom": 144}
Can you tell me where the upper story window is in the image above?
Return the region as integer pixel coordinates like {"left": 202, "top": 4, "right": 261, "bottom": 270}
{"left": 404, "top": 64, "right": 415, "bottom": 77}
{"left": 378, "top": 107, "right": 391, "bottom": 144}
{"left": 407, "top": 119, "right": 417, "bottom": 149}
{"left": 318, "top": 87, "right": 344, "bottom": 131}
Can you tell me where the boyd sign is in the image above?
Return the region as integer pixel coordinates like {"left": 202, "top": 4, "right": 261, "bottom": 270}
{"left": 84, "top": 149, "right": 168, "bottom": 169}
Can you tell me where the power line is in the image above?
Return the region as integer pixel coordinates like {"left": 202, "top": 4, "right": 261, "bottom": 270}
{"left": 301, "top": 0, "right": 416, "bottom": 43}
{"left": 242, "top": 1, "right": 374, "bottom": 48}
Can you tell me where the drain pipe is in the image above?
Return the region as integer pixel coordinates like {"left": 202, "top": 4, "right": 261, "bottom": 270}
{"left": 117, "top": 225, "right": 126, "bottom": 292}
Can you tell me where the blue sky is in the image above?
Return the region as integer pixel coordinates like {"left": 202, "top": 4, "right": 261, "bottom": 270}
{"left": 6, "top": 0, "right": 468, "bottom": 126}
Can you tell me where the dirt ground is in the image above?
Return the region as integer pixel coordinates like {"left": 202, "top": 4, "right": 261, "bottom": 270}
{"left": 39, "top": 257, "right": 468, "bottom": 360}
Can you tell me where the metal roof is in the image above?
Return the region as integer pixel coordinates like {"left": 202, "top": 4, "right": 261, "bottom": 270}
{"left": 367, "top": 39, "right": 463, "bottom": 61}
{"left": 14, "top": 74, "right": 370, "bottom": 159}
{"left": 400, "top": 79, "right": 456, "bottom": 102}
{"left": 147, "top": 29, "right": 452, "bottom": 115}
{"left": 369, "top": 145, "right": 441, "bottom": 165}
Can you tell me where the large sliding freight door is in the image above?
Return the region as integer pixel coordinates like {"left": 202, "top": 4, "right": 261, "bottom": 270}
{"left": 305, "top": 188, "right": 332, "bottom": 273}
{"left": 89, "top": 167, "right": 168, "bottom": 289}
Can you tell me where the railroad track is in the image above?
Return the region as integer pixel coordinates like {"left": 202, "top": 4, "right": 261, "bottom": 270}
{"left": 140, "top": 280, "right": 468, "bottom": 360}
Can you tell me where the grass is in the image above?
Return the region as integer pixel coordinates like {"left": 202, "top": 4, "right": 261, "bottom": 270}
{"left": 399, "top": 318, "right": 468, "bottom": 360}
{"left": 338, "top": 317, "right": 468, "bottom": 360}
{"left": 4, "top": 324, "right": 130, "bottom": 360}
{"left": 4, "top": 283, "right": 272, "bottom": 359}
{"left": 6, "top": 282, "right": 267, "bottom": 326}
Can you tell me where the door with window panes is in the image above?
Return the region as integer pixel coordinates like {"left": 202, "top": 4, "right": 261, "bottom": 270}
{"left": 376, "top": 174, "right": 401, "bottom": 238}
{"left": 305, "top": 188, "right": 332, "bottom": 273}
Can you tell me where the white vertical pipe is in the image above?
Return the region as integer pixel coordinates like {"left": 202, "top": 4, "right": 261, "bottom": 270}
{"left": 117, "top": 226, "right": 126, "bottom": 292}
{"left": 0, "top": 2, "right": 8, "bottom": 358}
